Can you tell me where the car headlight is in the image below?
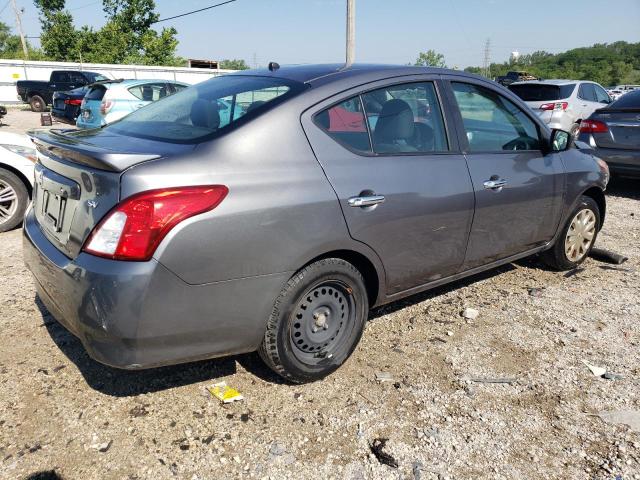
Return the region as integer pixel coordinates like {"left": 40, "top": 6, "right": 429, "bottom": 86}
{"left": 1, "top": 144, "right": 37, "bottom": 162}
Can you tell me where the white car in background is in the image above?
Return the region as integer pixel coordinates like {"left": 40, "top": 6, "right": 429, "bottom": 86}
{"left": 0, "top": 132, "right": 36, "bottom": 232}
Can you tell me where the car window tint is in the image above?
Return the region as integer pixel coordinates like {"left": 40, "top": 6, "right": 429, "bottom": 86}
{"left": 129, "top": 83, "right": 170, "bottom": 102}
{"left": 594, "top": 85, "right": 611, "bottom": 104}
{"left": 508, "top": 83, "right": 575, "bottom": 101}
{"left": 69, "top": 72, "right": 86, "bottom": 83}
{"left": 315, "top": 96, "right": 371, "bottom": 153}
{"left": 107, "top": 76, "right": 301, "bottom": 144}
{"left": 51, "top": 71, "right": 69, "bottom": 83}
{"left": 452, "top": 82, "right": 540, "bottom": 152}
{"left": 362, "top": 82, "right": 448, "bottom": 154}
{"left": 579, "top": 84, "right": 597, "bottom": 102}
{"left": 85, "top": 86, "right": 106, "bottom": 101}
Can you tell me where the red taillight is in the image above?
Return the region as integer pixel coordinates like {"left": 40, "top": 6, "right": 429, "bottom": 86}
{"left": 579, "top": 120, "right": 609, "bottom": 134}
{"left": 83, "top": 186, "right": 229, "bottom": 261}
{"left": 64, "top": 98, "right": 83, "bottom": 106}
{"left": 100, "top": 100, "right": 113, "bottom": 115}
{"left": 539, "top": 102, "right": 568, "bottom": 111}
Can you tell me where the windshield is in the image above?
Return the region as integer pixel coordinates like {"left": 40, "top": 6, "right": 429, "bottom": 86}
{"left": 508, "top": 83, "right": 576, "bottom": 101}
{"left": 106, "top": 75, "right": 305, "bottom": 143}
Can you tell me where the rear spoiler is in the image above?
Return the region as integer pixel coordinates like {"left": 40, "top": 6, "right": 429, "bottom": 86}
{"left": 28, "top": 128, "right": 159, "bottom": 172}
{"left": 88, "top": 78, "right": 125, "bottom": 88}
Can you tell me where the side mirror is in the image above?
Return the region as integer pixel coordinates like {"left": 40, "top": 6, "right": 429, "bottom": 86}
{"left": 550, "top": 129, "right": 572, "bottom": 152}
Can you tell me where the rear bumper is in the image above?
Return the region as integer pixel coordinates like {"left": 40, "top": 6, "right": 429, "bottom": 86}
{"left": 591, "top": 147, "right": 640, "bottom": 177}
{"left": 23, "top": 208, "right": 290, "bottom": 369}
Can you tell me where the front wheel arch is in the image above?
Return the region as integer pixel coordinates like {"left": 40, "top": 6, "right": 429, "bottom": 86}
{"left": 582, "top": 186, "right": 606, "bottom": 230}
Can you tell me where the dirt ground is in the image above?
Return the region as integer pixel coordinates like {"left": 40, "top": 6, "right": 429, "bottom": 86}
{"left": 0, "top": 113, "right": 639, "bottom": 479}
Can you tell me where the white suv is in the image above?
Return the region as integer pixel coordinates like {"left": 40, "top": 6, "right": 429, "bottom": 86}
{"left": 508, "top": 79, "right": 612, "bottom": 137}
{"left": 0, "top": 132, "right": 36, "bottom": 232}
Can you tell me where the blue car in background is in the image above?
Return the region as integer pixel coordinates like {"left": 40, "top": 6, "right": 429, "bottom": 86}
{"left": 76, "top": 79, "right": 190, "bottom": 129}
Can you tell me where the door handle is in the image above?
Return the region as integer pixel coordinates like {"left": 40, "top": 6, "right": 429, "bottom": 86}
{"left": 348, "top": 195, "right": 385, "bottom": 208}
{"left": 483, "top": 179, "right": 507, "bottom": 190}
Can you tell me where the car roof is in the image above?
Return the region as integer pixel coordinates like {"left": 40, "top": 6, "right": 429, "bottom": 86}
{"left": 229, "top": 63, "right": 478, "bottom": 87}
{"left": 0, "top": 131, "right": 33, "bottom": 148}
{"left": 92, "top": 79, "right": 186, "bottom": 89}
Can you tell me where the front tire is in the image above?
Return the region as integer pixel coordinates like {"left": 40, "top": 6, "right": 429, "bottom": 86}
{"left": 259, "top": 258, "right": 368, "bottom": 383}
{"left": 540, "top": 195, "right": 600, "bottom": 270}
{"left": 0, "top": 168, "right": 29, "bottom": 232}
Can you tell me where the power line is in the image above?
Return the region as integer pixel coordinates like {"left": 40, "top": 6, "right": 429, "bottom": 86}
{"left": 153, "top": 0, "right": 238, "bottom": 24}
{"left": 0, "top": 0, "right": 10, "bottom": 16}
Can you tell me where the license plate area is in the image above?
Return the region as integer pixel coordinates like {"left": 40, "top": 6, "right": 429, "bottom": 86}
{"left": 42, "top": 190, "right": 67, "bottom": 232}
{"left": 82, "top": 110, "right": 91, "bottom": 120}
{"left": 34, "top": 163, "right": 81, "bottom": 244}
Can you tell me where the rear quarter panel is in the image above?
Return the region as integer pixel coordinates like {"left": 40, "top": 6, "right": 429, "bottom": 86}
{"left": 120, "top": 101, "right": 384, "bottom": 289}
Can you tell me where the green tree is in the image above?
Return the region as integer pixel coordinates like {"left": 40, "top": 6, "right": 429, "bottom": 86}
{"left": 414, "top": 50, "right": 446, "bottom": 68}
{"left": 34, "top": 0, "right": 181, "bottom": 66}
{"left": 0, "top": 21, "right": 44, "bottom": 59}
{"left": 219, "top": 59, "right": 249, "bottom": 70}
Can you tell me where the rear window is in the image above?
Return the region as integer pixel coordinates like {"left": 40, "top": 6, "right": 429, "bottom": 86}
{"left": 508, "top": 83, "right": 576, "bottom": 101}
{"left": 106, "top": 75, "right": 304, "bottom": 143}
{"left": 85, "top": 86, "right": 106, "bottom": 101}
{"left": 609, "top": 90, "right": 640, "bottom": 109}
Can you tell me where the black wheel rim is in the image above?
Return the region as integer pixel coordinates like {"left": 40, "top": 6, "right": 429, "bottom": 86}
{"left": 288, "top": 280, "right": 356, "bottom": 365}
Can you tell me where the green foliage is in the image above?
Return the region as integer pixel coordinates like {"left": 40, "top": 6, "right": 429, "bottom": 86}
{"left": 464, "top": 42, "right": 640, "bottom": 87}
{"left": 414, "top": 50, "right": 446, "bottom": 68}
{"left": 219, "top": 59, "right": 249, "bottom": 70}
{"left": 34, "top": 0, "right": 182, "bottom": 66}
{"left": 0, "top": 21, "right": 43, "bottom": 59}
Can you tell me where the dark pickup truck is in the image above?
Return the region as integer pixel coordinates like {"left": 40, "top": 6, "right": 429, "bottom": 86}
{"left": 495, "top": 71, "right": 538, "bottom": 87}
{"left": 16, "top": 70, "right": 108, "bottom": 112}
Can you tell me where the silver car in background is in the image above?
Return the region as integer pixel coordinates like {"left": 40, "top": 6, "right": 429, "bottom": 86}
{"left": 509, "top": 80, "right": 612, "bottom": 137}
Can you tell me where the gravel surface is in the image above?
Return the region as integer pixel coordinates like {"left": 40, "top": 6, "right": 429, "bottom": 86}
{"left": 0, "top": 179, "right": 639, "bottom": 480}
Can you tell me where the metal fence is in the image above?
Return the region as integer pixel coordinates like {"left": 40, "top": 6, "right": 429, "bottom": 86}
{"left": 0, "top": 59, "right": 235, "bottom": 104}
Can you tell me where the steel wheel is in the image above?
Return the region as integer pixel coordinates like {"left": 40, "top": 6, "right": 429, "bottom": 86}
{"left": 564, "top": 208, "right": 596, "bottom": 262}
{"left": 289, "top": 280, "right": 356, "bottom": 364}
{"left": 0, "top": 179, "right": 18, "bottom": 226}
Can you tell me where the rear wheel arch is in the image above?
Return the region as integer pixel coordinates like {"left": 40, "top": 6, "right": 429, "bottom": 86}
{"left": 582, "top": 186, "right": 605, "bottom": 229}
{"left": 0, "top": 164, "right": 32, "bottom": 197}
{"left": 302, "top": 249, "right": 382, "bottom": 308}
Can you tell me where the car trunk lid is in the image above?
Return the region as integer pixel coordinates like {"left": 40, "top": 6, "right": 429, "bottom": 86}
{"left": 593, "top": 108, "right": 640, "bottom": 149}
{"left": 29, "top": 128, "right": 194, "bottom": 259}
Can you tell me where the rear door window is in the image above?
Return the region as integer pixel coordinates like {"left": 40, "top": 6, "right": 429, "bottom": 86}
{"left": 51, "top": 71, "right": 70, "bottom": 83}
{"left": 315, "top": 96, "right": 371, "bottom": 153}
{"left": 362, "top": 82, "right": 448, "bottom": 154}
{"left": 452, "top": 82, "right": 540, "bottom": 152}
{"left": 579, "top": 84, "right": 598, "bottom": 102}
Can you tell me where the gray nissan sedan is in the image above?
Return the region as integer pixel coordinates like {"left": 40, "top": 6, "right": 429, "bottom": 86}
{"left": 24, "top": 64, "right": 609, "bottom": 383}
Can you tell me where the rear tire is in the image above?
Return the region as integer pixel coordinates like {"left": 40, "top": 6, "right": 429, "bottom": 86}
{"left": 29, "top": 95, "right": 45, "bottom": 112}
{"left": 540, "top": 195, "right": 600, "bottom": 271}
{"left": 259, "top": 258, "right": 368, "bottom": 383}
{"left": 0, "top": 168, "right": 29, "bottom": 232}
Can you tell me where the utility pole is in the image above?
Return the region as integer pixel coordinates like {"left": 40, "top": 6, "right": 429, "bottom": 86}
{"left": 11, "top": 0, "right": 29, "bottom": 60}
{"left": 346, "top": 0, "right": 355, "bottom": 66}
{"left": 482, "top": 38, "right": 491, "bottom": 78}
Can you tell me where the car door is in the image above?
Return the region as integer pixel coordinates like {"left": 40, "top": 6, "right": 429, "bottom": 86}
{"left": 444, "top": 78, "right": 565, "bottom": 269}
{"left": 578, "top": 83, "right": 601, "bottom": 119}
{"left": 302, "top": 78, "right": 475, "bottom": 294}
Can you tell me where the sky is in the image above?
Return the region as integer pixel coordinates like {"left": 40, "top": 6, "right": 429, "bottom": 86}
{"left": 5, "top": 0, "right": 640, "bottom": 69}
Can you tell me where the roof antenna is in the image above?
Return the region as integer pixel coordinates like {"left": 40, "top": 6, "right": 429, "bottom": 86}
{"left": 268, "top": 62, "right": 280, "bottom": 72}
